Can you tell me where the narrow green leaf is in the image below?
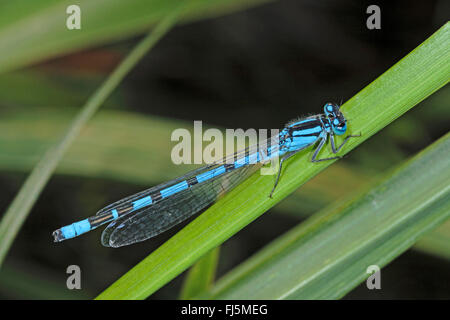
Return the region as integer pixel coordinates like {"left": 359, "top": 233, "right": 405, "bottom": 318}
{"left": 207, "top": 132, "right": 450, "bottom": 299}
{"left": 0, "top": 0, "right": 271, "bottom": 74}
{"left": 0, "top": 8, "right": 182, "bottom": 266}
{"left": 179, "top": 247, "right": 220, "bottom": 300}
{"left": 96, "top": 23, "right": 450, "bottom": 300}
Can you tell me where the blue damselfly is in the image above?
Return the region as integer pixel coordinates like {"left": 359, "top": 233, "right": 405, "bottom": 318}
{"left": 53, "top": 103, "right": 359, "bottom": 247}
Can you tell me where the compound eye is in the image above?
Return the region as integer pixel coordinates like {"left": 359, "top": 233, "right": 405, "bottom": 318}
{"left": 324, "top": 103, "right": 336, "bottom": 116}
{"left": 333, "top": 118, "right": 340, "bottom": 126}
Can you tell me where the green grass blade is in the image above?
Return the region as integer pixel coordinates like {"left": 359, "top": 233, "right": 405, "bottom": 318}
{"left": 0, "top": 8, "right": 182, "bottom": 267}
{"left": 0, "top": 0, "right": 270, "bottom": 74}
{"left": 0, "top": 72, "right": 97, "bottom": 108}
{"left": 207, "top": 132, "right": 450, "bottom": 299}
{"left": 179, "top": 247, "right": 220, "bottom": 299}
{"left": 96, "top": 23, "right": 450, "bottom": 300}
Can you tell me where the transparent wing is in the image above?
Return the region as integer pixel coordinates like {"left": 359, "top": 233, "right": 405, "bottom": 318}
{"left": 101, "top": 163, "right": 261, "bottom": 247}
{"left": 94, "top": 134, "right": 281, "bottom": 218}
{"left": 94, "top": 163, "right": 222, "bottom": 217}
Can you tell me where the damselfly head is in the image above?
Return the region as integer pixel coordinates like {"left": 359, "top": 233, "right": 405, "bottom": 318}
{"left": 323, "top": 102, "right": 347, "bottom": 135}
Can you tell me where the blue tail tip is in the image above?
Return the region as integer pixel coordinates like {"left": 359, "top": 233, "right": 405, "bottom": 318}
{"left": 52, "top": 229, "right": 66, "bottom": 242}
{"left": 53, "top": 219, "right": 91, "bottom": 242}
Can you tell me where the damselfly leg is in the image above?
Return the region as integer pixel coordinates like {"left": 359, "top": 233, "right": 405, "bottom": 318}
{"left": 270, "top": 132, "right": 361, "bottom": 197}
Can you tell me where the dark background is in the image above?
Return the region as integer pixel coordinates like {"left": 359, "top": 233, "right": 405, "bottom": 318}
{"left": 0, "top": 0, "right": 448, "bottom": 299}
